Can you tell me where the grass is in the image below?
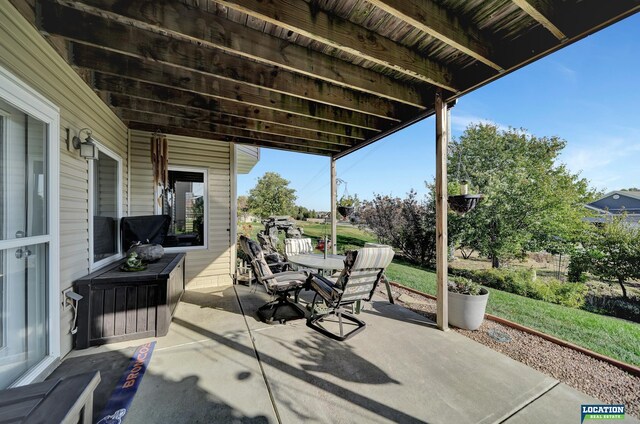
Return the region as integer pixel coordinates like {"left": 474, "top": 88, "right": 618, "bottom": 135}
{"left": 387, "top": 259, "right": 640, "bottom": 366}
{"left": 241, "top": 220, "right": 640, "bottom": 366}
{"left": 297, "top": 221, "right": 377, "bottom": 252}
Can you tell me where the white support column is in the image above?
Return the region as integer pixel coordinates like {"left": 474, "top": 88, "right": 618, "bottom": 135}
{"left": 435, "top": 89, "right": 449, "bottom": 331}
{"left": 330, "top": 157, "right": 337, "bottom": 254}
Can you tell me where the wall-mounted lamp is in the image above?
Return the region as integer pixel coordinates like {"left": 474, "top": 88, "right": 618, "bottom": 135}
{"left": 72, "top": 127, "right": 98, "bottom": 160}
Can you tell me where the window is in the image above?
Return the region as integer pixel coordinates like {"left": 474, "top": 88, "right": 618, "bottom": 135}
{"left": 160, "top": 168, "right": 207, "bottom": 249}
{"left": 90, "top": 147, "right": 122, "bottom": 268}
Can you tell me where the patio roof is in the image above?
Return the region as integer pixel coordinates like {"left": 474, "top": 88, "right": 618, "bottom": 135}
{"left": 13, "top": 0, "right": 640, "bottom": 157}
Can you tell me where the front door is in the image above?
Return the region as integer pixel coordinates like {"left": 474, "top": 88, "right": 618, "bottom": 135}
{"left": 0, "top": 97, "right": 50, "bottom": 388}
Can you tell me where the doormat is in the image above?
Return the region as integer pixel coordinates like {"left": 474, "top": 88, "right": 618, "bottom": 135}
{"left": 96, "top": 341, "right": 156, "bottom": 424}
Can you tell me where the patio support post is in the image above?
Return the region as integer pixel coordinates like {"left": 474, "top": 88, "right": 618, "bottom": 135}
{"left": 330, "top": 156, "right": 337, "bottom": 254}
{"left": 435, "top": 89, "right": 449, "bottom": 331}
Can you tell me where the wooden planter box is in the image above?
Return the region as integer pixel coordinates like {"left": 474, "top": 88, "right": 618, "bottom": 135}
{"left": 74, "top": 253, "right": 185, "bottom": 349}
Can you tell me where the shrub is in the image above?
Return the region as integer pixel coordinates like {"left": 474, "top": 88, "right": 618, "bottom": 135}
{"left": 583, "top": 293, "right": 640, "bottom": 323}
{"left": 450, "top": 267, "right": 586, "bottom": 308}
{"left": 360, "top": 190, "right": 436, "bottom": 266}
{"left": 567, "top": 252, "right": 589, "bottom": 283}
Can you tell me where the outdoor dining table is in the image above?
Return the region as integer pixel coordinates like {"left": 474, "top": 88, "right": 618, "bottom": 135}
{"left": 287, "top": 253, "right": 345, "bottom": 275}
{"left": 288, "top": 252, "right": 396, "bottom": 307}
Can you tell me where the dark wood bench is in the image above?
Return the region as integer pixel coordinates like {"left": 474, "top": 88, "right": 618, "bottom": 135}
{"left": 0, "top": 371, "right": 100, "bottom": 423}
{"left": 74, "top": 253, "right": 185, "bottom": 349}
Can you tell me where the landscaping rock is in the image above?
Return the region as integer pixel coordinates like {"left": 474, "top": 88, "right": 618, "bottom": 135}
{"left": 377, "top": 285, "right": 640, "bottom": 420}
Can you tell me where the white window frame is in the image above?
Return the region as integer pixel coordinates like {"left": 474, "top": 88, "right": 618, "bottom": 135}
{"left": 155, "top": 165, "right": 208, "bottom": 252}
{"left": 0, "top": 64, "right": 60, "bottom": 387}
{"left": 89, "top": 143, "right": 123, "bottom": 271}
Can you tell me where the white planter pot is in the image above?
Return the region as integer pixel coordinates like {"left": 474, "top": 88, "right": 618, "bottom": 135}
{"left": 447, "top": 288, "right": 489, "bottom": 330}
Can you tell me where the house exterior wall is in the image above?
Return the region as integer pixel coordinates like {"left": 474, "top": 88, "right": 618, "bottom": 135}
{"left": 129, "top": 130, "right": 233, "bottom": 288}
{"left": 0, "top": 3, "right": 129, "bottom": 357}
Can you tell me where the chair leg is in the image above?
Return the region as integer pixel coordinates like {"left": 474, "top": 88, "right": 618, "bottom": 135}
{"left": 307, "top": 307, "right": 366, "bottom": 341}
{"left": 257, "top": 294, "right": 306, "bottom": 324}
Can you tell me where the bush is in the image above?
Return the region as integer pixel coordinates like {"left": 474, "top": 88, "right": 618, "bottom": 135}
{"left": 567, "top": 253, "right": 589, "bottom": 283}
{"left": 583, "top": 293, "right": 640, "bottom": 323}
{"left": 450, "top": 267, "right": 587, "bottom": 308}
{"left": 360, "top": 190, "right": 436, "bottom": 266}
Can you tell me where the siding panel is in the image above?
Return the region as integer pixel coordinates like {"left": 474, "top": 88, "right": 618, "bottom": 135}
{"left": 129, "top": 130, "right": 232, "bottom": 288}
{"left": 0, "top": 4, "right": 128, "bottom": 356}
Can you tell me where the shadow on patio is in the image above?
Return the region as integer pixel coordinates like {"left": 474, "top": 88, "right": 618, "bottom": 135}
{"left": 52, "top": 284, "right": 608, "bottom": 423}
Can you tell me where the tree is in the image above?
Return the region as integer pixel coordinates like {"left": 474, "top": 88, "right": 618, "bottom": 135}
{"left": 571, "top": 216, "right": 640, "bottom": 298}
{"left": 247, "top": 172, "right": 297, "bottom": 218}
{"left": 237, "top": 195, "right": 249, "bottom": 219}
{"left": 448, "top": 124, "right": 596, "bottom": 268}
{"left": 360, "top": 190, "right": 436, "bottom": 266}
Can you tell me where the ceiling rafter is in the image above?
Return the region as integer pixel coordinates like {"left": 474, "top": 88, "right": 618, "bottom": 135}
{"left": 37, "top": 4, "right": 418, "bottom": 122}
{"left": 511, "top": 0, "right": 567, "bottom": 41}
{"left": 46, "top": 0, "right": 436, "bottom": 107}
{"left": 88, "top": 69, "right": 390, "bottom": 132}
{"left": 213, "top": 0, "right": 458, "bottom": 91}
{"left": 102, "top": 91, "right": 374, "bottom": 140}
{"left": 353, "top": 0, "right": 503, "bottom": 71}
{"left": 110, "top": 98, "right": 357, "bottom": 146}
{"left": 127, "top": 122, "right": 338, "bottom": 156}
{"left": 120, "top": 109, "right": 347, "bottom": 152}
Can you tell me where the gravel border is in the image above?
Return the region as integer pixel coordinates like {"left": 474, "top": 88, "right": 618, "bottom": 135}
{"left": 375, "top": 285, "right": 640, "bottom": 419}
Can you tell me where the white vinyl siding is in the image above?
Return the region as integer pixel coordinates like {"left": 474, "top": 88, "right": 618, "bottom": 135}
{"left": 236, "top": 145, "right": 260, "bottom": 174}
{"left": 129, "top": 130, "right": 232, "bottom": 288}
{"left": 0, "top": 3, "right": 128, "bottom": 356}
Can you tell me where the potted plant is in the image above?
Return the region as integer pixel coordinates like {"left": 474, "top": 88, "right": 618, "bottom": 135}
{"left": 447, "top": 277, "right": 489, "bottom": 330}
{"left": 337, "top": 194, "right": 359, "bottom": 218}
{"left": 448, "top": 180, "right": 483, "bottom": 215}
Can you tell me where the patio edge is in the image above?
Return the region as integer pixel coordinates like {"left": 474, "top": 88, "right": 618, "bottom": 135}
{"left": 388, "top": 281, "right": 640, "bottom": 377}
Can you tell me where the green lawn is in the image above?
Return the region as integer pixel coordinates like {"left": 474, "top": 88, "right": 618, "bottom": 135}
{"left": 241, "top": 221, "right": 640, "bottom": 366}
{"left": 297, "top": 221, "right": 376, "bottom": 252}
{"left": 387, "top": 259, "right": 640, "bottom": 367}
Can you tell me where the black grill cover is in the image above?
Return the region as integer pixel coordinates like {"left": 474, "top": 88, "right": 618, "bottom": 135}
{"left": 121, "top": 215, "right": 171, "bottom": 250}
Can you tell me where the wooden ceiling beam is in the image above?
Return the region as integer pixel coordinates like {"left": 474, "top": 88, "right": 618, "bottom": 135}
{"left": 109, "top": 97, "right": 357, "bottom": 146}
{"left": 37, "top": 7, "right": 417, "bottom": 122}
{"left": 101, "top": 88, "right": 373, "bottom": 140}
{"left": 365, "top": 0, "right": 503, "bottom": 70}
{"left": 511, "top": 0, "right": 567, "bottom": 41}
{"left": 213, "top": 0, "right": 457, "bottom": 91}
{"left": 119, "top": 109, "right": 346, "bottom": 152}
{"left": 125, "top": 122, "right": 338, "bottom": 156}
{"left": 41, "top": 0, "right": 435, "bottom": 107}
{"left": 84, "top": 63, "right": 390, "bottom": 132}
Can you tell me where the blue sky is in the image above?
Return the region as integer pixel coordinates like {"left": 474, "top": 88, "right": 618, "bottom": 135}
{"left": 238, "top": 14, "right": 640, "bottom": 211}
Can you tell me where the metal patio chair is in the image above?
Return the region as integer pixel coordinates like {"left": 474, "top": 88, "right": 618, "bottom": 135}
{"left": 239, "top": 235, "right": 308, "bottom": 324}
{"left": 284, "top": 237, "right": 315, "bottom": 271}
{"left": 306, "top": 246, "right": 395, "bottom": 341}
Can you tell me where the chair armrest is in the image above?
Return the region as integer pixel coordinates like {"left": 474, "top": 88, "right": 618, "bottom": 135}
{"left": 308, "top": 273, "right": 343, "bottom": 301}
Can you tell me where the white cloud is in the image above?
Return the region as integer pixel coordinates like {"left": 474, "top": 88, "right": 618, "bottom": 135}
{"left": 552, "top": 61, "right": 577, "bottom": 82}
{"left": 561, "top": 136, "right": 640, "bottom": 190}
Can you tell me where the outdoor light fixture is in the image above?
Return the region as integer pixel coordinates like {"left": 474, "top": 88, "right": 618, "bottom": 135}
{"left": 72, "top": 127, "right": 98, "bottom": 160}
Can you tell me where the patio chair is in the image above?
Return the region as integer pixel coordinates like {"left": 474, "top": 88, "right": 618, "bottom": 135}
{"left": 307, "top": 246, "right": 395, "bottom": 341}
{"left": 239, "top": 235, "right": 309, "bottom": 324}
{"left": 364, "top": 242, "right": 395, "bottom": 305}
{"left": 284, "top": 237, "right": 314, "bottom": 270}
{"left": 284, "top": 237, "right": 314, "bottom": 258}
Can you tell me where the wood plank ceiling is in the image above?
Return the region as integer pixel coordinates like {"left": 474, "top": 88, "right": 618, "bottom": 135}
{"left": 13, "top": 0, "right": 640, "bottom": 157}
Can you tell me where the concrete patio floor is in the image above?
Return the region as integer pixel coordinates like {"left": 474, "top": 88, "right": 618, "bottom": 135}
{"left": 49, "top": 285, "right": 638, "bottom": 424}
